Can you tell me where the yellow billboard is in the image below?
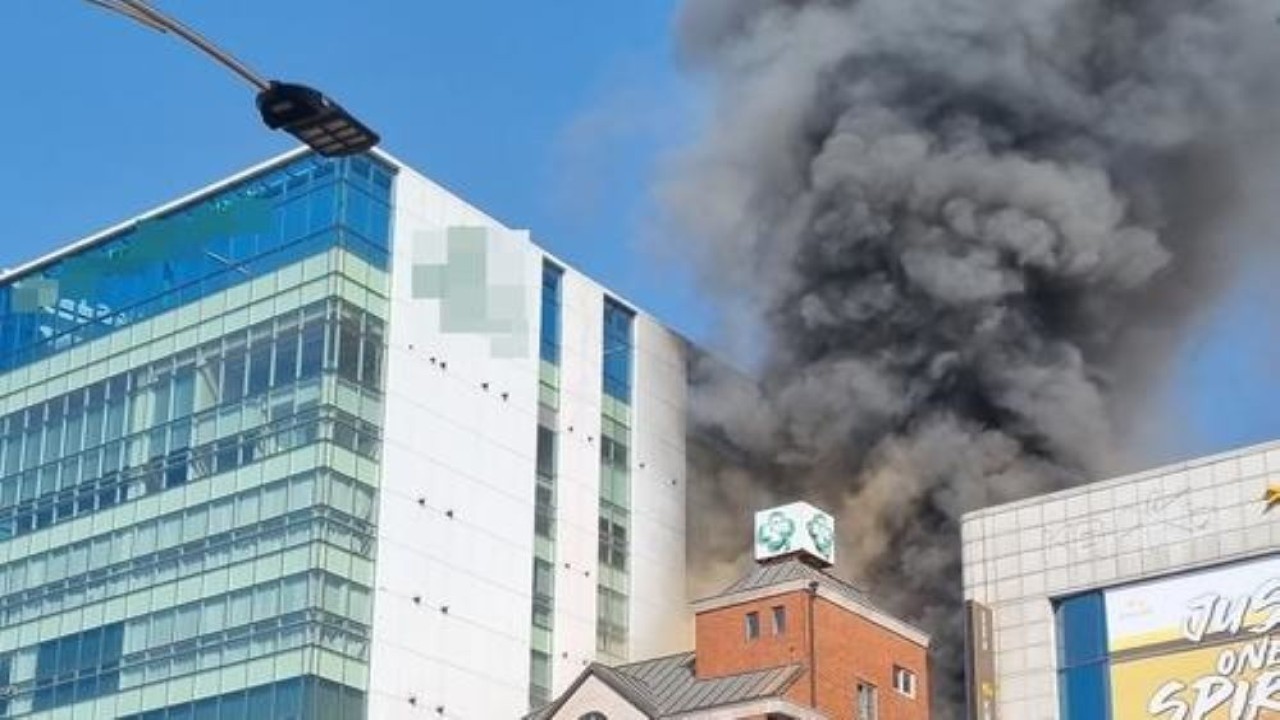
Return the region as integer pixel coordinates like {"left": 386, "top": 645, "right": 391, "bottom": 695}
{"left": 1105, "top": 555, "right": 1280, "bottom": 719}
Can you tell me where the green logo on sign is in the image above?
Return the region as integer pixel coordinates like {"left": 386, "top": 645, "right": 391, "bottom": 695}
{"left": 807, "top": 513, "right": 834, "bottom": 559}
{"left": 757, "top": 511, "right": 796, "bottom": 554}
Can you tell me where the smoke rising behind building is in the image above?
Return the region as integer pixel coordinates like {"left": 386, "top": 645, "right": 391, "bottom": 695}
{"left": 664, "top": 1, "right": 1280, "bottom": 715}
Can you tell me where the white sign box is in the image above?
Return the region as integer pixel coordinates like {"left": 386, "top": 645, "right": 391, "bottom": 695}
{"left": 754, "top": 502, "right": 835, "bottom": 566}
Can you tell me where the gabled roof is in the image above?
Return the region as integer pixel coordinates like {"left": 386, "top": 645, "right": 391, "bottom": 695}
{"left": 526, "top": 652, "right": 803, "bottom": 720}
{"left": 620, "top": 652, "right": 802, "bottom": 716}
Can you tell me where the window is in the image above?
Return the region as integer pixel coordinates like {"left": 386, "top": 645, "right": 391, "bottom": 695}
{"left": 32, "top": 622, "right": 124, "bottom": 711}
{"left": 772, "top": 605, "right": 787, "bottom": 636}
{"left": 579, "top": 713, "right": 608, "bottom": 720}
{"left": 745, "top": 611, "right": 760, "bottom": 640}
{"left": 892, "top": 666, "right": 917, "bottom": 698}
{"left": 856, "top": 681, "right": 877, "bottom": 720}
{"left": 1056, "top": 592, "right": 1111, "bottom": 719}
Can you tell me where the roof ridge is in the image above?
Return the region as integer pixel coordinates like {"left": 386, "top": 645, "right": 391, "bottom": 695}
{"left": 616, "top": 649, "right": 695, "bottom": 671}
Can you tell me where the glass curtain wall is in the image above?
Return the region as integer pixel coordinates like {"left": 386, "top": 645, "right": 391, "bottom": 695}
{"left": 0, "top": 153, "right": 393, "bottom": 720}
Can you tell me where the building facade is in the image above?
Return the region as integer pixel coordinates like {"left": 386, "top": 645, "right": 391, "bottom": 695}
{"left": 961, "top": 439, "right": 1280, "bottom": 720}
{"left": 0, "top": 149, "right": 692, "bottom": 720}
{"left": 531, "top": 503, "right": 932, "bottom": 720}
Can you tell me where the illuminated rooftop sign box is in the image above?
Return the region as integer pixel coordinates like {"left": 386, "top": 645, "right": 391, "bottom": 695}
{"left": 754, "top": 502, "right": 835, "bottom": 567}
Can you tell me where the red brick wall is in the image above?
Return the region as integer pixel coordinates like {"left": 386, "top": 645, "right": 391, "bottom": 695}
{"left": 809, "top": 596, "right": 929, "bottom": 720}
{"left": 693, "top": 592, "right": 812, "bottom": 680}
{"left": 694, "top": 590, "right": 930, "bottom": 719}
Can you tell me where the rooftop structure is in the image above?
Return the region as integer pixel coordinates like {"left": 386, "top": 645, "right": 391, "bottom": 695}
{"left": 531, "top": 504, "right": 932, "bottom": 719}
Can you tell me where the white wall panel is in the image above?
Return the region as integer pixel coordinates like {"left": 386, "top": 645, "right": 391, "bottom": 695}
{"left": 367, "top": 162, "right": 696, "bottom": 718}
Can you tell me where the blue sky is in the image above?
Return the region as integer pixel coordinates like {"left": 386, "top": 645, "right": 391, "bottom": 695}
{"left": 0, "top": 2, "right": 1276, "bottom": 470}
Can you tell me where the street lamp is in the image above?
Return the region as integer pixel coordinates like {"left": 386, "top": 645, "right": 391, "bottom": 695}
{"left": 86, "top": 0, "right": 380, "bottom": 157}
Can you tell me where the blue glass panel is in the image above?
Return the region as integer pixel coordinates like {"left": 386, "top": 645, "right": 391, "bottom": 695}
{"left": 31, "top": 622, "right": 124, "bottom": 711}
{"left": 540, "top": 263, "right": 564, "bottom": 364}
{"left": 1059, "top": 663, "right": 1111, "bottom": 720}
{"left": 1056, "top": 592, "right": 1112, "bottom": 720}
{"left": 220, "top": 689, "right": 247, "bottom": 720}
{"left": 117, "top": 677, "right": 362, "bottom": 720}
{"left": 194, "top": 697, "right": 219, "bottom": 720}
{"left": 276, "top": 677, "right": 303, "bottom": 720}
{"left": 1057, "top": 592, "right": 1108, "bottom": 666}
{"left": 0, "top": 655, "right": 9, "bottom": 717}
{"left": 602, "top": 299, "right": 634, "bottom": 402}
{"left": 0, "top": 153, "right": 395, "bottom": 373}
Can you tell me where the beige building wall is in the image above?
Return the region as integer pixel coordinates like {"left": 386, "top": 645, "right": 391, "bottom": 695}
{"left": 961, "top": 439, "right": 1280, "bottom": 719}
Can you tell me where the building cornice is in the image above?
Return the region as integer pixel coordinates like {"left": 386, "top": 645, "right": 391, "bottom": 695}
{"left": 692, "top": 579, "right": 931, "bottom": 648}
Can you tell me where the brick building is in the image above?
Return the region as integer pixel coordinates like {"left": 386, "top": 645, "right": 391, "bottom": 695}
{"left": 528, "top": 503, "right": 932, "bottom": 719}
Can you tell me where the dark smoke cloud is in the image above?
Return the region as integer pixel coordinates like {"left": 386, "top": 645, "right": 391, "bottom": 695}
{"left": 665, "top": 0, "right": 1280, "bottom": 715}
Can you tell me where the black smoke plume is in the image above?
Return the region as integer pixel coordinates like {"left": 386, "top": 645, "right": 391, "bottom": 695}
{"left": 665, "top": 0, "right": 1280, "bottom": 715}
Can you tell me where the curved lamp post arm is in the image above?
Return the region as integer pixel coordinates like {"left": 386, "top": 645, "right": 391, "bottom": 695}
{"left": 85, "top": 0, "right": 269, "bottom": 91}
{"left": 84, "top": 0, "right": 380, "bottom": 157}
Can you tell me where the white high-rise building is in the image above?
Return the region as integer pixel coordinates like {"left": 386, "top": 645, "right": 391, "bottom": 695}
{"left": 0, "top": 148, "right": 692, "bottom": 720}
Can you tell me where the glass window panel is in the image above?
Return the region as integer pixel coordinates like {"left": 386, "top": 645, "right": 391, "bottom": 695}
{"left": 253, "top": 583, "right": 280, "bottom": 619}
{"left": 276, "top": 678, "right": 303, "bottom": 720}
{"left": 75, "top": 673, "right": 98, "bottom": 703}
{"left": 125, "top": 618, "right": 149, "bottom": 654}
{"left": 175, "top": 604, "right": 200, "bottom": 641}
{"left": 288, "top": 475, "right": 315, "bottom": 511}
{"left": 221, "top": 690, "right": 249, "bottom": 720}
{"left": 57, "top": 637, "right": 79, "bottom": 674}
{"left": 360, "top": 330, "right": 383, "bottom": 391}
{"left": 1059, "top": 663, "right": 1110, "bottom": 720}
{"left": 78, "top": 627, "right": 101, "bottom": 669}
{"left": 262, "top": 482, "right": 286, "bottom": 517}
{"left": 337, "top": 315, "right": 361, "bottom": 383}
{"left": 299, "top": 321, "right": 325, "bottom": 379}
{"left": 237, "top": 492, "right": 260, "bottom": 524}
{"left": 209, "top": 498, "right": 235, "bottom": 534}
{"left": 281, "top": 575, "right": 308, "bottom": 613}
{"left": 64, "top": 413, "right": 84, "bottom": 455}
{"left": 159, "top": 514, "right": 182, "bottom": 547}
{"left": 173, "top": 366, "right": 196, "bottom": 418}
{"left": 151, "top": 611, "right": 174, "bottom": 647}
{"left": 229, "top": 591, "right": 252, "bottom": 626}
{"left": 323, "top": 575, "right": 346, "bottom": 615}
{"left": 1057, "top": 593, "right": 1107, "bottom": 666}
{"left": 274, "top": 331, "right": 299, "bottom": 386}
{"left": 132, "top": 524, "right": 159, "bottom": 561}
{"left": 350, "top": 585, "right": 371, "bottom": 623}
{"left": 223, "top": 353, "right": 246, "bottom": 404}
{"left": 247, "top": 684, "right": 276, "bottom": 720}
{"left": 248, "top": 344, "right": 272, "bottom": 396}
{"left": 194, "top": 697, "right": 219, "bottom": 720}
{"left": 153, "top": 376, "right": 172, "bottom": 425}
{"left": 202, "top": 597, "right": 227, "bottom": 633}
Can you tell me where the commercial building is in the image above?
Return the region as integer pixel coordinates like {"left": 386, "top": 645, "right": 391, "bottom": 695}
{"left": 0, "top": 148, "right": 692, "bottom": 719}
{"left": 961, "top": 439, "right": 1280, "bottom": 720}
{"left": 530, "top": 503, "right": 932, "bottom": 719}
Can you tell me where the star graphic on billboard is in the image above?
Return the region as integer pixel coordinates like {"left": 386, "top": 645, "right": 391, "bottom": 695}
{"left": 1264, "top": 483, "right": 1280, "bottom": 513}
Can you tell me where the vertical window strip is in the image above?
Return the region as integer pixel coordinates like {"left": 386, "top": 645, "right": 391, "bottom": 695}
{"left": 596, "top": 299, "right": 633, "bottom": 663}
{"left": 528, "top": 262, "right": 563, "bottom": 709}
{"left": 1055, "top": 592, "right": 1112, "bottom": 720}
